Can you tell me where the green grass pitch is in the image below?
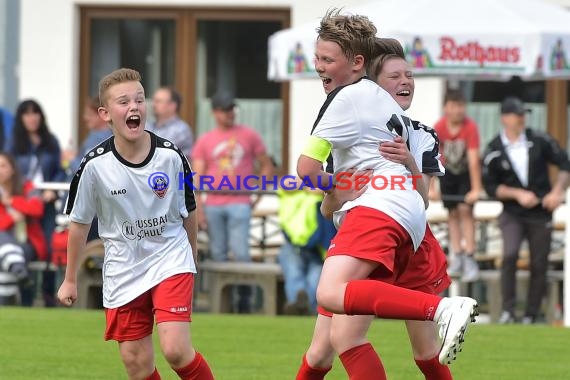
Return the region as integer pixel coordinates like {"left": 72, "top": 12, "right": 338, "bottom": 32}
{"left": 1, "top": 307, "right": 569, "bottom": 379}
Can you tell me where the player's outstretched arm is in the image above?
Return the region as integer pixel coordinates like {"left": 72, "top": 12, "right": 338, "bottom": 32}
{"left": 57, "top": 221, "right": 91, "bottom": 306}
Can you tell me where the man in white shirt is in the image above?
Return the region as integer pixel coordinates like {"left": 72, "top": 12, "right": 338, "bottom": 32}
{"left": 147, "top": 87, "right": 194, "bottom": 159}
{"left": 483, "top": 96, "right": 570, "bottom": 325}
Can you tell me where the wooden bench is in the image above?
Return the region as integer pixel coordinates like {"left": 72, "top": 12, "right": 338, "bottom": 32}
{"left": 74, "top": 240, "right": 105, "bottom": 309}
{"left": 27, "top": 261, "right": 64, "bottom": 306}
{"left": 250, "top": 208, "right": 282, "bottom": 261}
{"left": 453, "top": 269, "right": 563, "bottom": 323}
{"left": 27, "top": 239, "right": 106, "bottom": 308}
{"left": 199, "top": 260, "right": 284, "bottom": 315}
{"left": 28, "top": 261, "right": 61, "bottom": 272}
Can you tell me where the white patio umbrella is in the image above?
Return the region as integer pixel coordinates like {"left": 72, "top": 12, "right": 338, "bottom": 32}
{"left": 268, "top": 0, "right": 570, "bottom": 81}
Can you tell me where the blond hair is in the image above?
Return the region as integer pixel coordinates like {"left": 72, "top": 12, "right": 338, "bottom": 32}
{"left": 317, "top": 9, "right": 377, "bottom": 67}
{"left": 98, "top": 68, "right": 142, "bottom": 106}
{"left": 368, "top": 38, "right": 406, "bottom": 79}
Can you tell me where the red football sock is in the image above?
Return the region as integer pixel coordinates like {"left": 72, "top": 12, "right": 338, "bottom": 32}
{"left": 173, "top": 352, "right": 214, "bottom": 380}
{"left": 339, "top": 343, "right": 386, "bottom": 380}
{"left": 145, "top": 368, "right": 161, "bottom": 380}
{"left": 415, "top": 355, "right": 453, "bottom": 380}
{"left": 344, "top": 280, "right": 442, "bottom": 320}
{"left": 296, "top": 353, "right": 332, "bottom": 380}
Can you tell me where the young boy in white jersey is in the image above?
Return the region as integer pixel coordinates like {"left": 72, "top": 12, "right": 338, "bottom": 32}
{"left": 296, "top": 10, "right": 478, "bottom": 379}
{"left": 297, "top": 39, "right": 457, "bottom": 380}
{"left": 57, "top": 68, "right": 214, "bottom": 380}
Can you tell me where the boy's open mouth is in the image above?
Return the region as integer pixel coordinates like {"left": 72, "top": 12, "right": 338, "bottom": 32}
{"left": 126, "top": 115, "right": 141, "bottom": 129}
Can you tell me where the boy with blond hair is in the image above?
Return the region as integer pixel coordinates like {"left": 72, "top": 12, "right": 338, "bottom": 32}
{"left": 296, "top": 10, "right": 477, "bottom": 379}
{"left": 58, "top": 68, "right": 214, "bottom": 380}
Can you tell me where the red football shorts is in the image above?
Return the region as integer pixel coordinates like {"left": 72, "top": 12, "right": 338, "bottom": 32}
{"left": 395, "top": 224, "right": 451, "bottom": 295}
{"left": 104, "top": 272, "right": 194, "bottom": 342}
{"left": 318, "top": 208, "right": 449, "bottom": 317}
{"left": 327, "top": 206, "right": 414, "bottom": 279}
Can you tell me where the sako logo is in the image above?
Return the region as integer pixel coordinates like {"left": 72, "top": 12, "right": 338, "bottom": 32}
{"left": 110, "top": 188, "right": 127, "bottom": 196}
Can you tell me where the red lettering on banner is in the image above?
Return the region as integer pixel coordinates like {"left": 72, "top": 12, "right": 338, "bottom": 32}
{"left": 438, "top": 36, "right": 520, "bottom": 66}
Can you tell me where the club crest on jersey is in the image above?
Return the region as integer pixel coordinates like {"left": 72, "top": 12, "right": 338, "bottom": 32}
{"left": 148, "top": 172, "right": 169, "bottom": 199}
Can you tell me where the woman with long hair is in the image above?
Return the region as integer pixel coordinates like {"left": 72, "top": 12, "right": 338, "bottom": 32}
{"left": 9, "top": 99, "right": 65, "bottom": 306}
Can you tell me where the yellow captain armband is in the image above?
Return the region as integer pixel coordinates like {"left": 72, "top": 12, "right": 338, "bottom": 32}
{"left": 302, "top": 136, "right": 332, "bottom": 163}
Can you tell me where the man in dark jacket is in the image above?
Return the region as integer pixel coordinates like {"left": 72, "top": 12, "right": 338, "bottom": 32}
{"left": 482, "top": 96, "right": 570, "bottom": 324}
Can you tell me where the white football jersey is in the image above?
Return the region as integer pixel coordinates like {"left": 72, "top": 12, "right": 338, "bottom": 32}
{"left": 313, "top": 78, "right": 426, "bottom": 250}
{"left": 331, "top": 117, "right": 444, "bottom": 231}
{"left": 65, "top": 132, "right": 197, "bottom": 308}
{"left": 408, "top": 119, "right": 445, "bottom": 176}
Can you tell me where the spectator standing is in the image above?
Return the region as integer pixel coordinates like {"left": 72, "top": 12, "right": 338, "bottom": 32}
{"left": 192, "top": 91, "right": 273, "bottom": 313}
{"left": 277, "top": 182, "right": 336, "bottom": 315}
{"left": 433, "top": 89, "right": 482, "bottom": 282}
{"left": 146, "top": 87, "right": 193, "bottom": 159}
{"left": 482, "top": 96, "right": 570, "bottom": 324}
{"left": 8, "top": 99, "right": 66, "bottom": 306}
{"left": 63, "top": 95, "right": 112, "bottom": 242}
{"left": 66, "top": 95, "right": 113, "bottom": 174}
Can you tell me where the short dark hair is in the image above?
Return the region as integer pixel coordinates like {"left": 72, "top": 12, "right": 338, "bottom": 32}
{"left": 160, "top": 87, "right": 182, "bottom": 113}
{"left": 444, "top": 89, "right": 466, "bottom": 104}
{"left": 170, "top": 88, "right": 182, "bottom": 112}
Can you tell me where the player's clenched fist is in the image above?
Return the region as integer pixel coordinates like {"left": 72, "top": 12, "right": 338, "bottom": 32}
{"left": 57, "top": 280, "right": 77, "bottom": 306}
